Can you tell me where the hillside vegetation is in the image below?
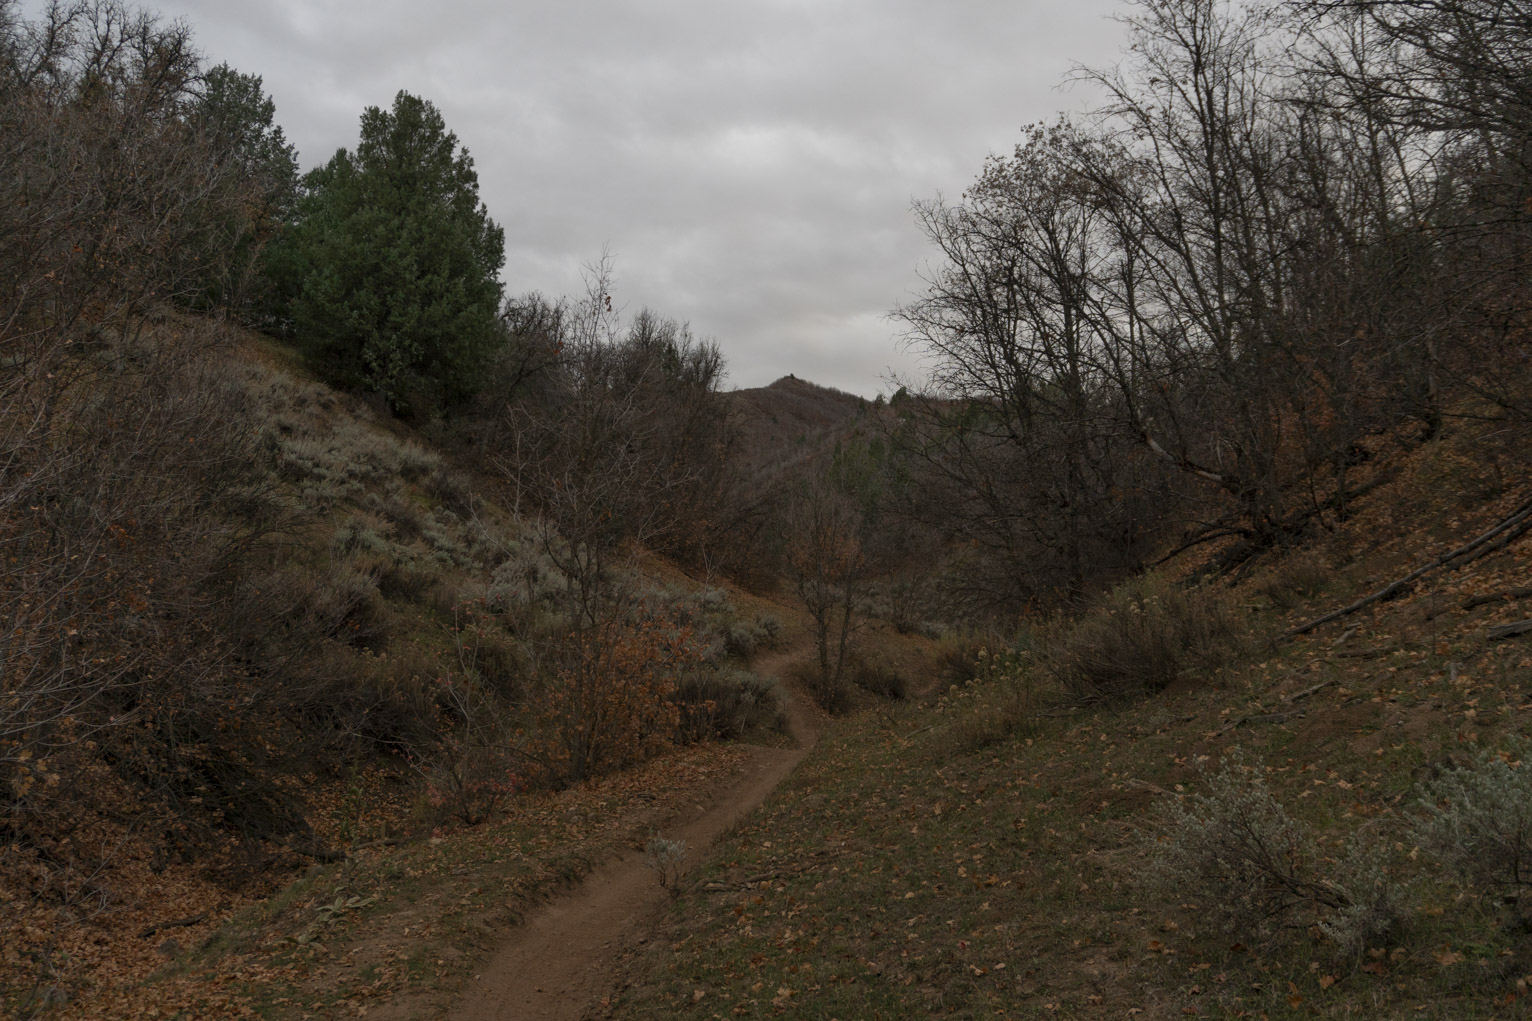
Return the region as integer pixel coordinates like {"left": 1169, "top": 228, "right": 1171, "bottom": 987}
{"left": 2, "top": 0, "right": 1531, "bottom": 1018}
{"left": 611, "top": 421, "right": 1532, "bottom": 1020}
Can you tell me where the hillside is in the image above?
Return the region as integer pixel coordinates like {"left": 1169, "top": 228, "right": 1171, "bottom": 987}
{"left": 606, "top": 419, "right": 1532, "bottom": 1021}
{"left": 0, "top": 319, "right": 814, "bottom": 1019}
{"left": 727, "top": 375, "right": 871, "bottom": 481}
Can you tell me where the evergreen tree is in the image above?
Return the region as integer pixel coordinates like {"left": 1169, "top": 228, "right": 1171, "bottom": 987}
{"left": 282, "top": 91, "right": 505, "bottom": 414}
{"left": 187, "top": 63, "right": 298, "bottom": 318}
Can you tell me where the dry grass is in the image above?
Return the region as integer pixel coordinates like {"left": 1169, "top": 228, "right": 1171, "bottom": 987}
{"left": 1255, "top": 552, "right": 1334, "bottom": 610}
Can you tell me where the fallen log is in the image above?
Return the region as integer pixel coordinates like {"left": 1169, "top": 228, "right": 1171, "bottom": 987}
{"left": 1489, "top": 619, "right": 1532, "bottom": 641}
{"left": 1287, "top": 496, "right": 1532, "bottom": 637}
{"left": 1463, "top": 586, "right": 1532, "bottom": 612}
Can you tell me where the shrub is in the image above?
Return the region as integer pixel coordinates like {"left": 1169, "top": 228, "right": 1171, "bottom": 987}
{"left": 295, "top": 565, "right": 391, "bottom": 650}
{"left": 1149, "top": 762, "right": 1398, "bottom": 953}
{"left": 335, "top": 519, "right": 397, "bottom": 560}
{"left": 944, "top": 646, "right": 1041, "bottom": 751}
{"left": 673, "top": 668, "right": 787, "bottom": 742}
{"left": 643, "top": 836, "right": 687, "bottom": 893}
{"left": 755, "top": 614, "right": 782, "bottom": 649}
{"left": 723, "top": 620, "right": 765, "bottom": 659}
{"left": 316, "top": 644, "right": 444, "bottom": 755}
{"left": 1318, "top": 842, "right": 1404, "bottom": 960}
{"left": 849, "top": 656, "right": 909, "bottom": 701}
{"left": 934, "top": 632, "right": 986, "bottom": 685}
{"left": 1048, "top": 573, "right": 1246, "bottom": 698}
{"left": 376, "top": 559, "right": 441, "bottom": 605}
{"left": 1413, "top": 740, "right": 1532, "bottom": 899}
{"left": 786, "top": 656, "right": 851, "bottom": 714}
{"left": 413, "top": 672, "right": 524, "bottom": 829}
{"left": 1151, "top": 761, "right": 1321, "bottom": 934}
{"left": 486, "top": 541, "right": 570, "bottom": 614}
{"left": 523, "top": 613, "right": 704, "bottom": 784}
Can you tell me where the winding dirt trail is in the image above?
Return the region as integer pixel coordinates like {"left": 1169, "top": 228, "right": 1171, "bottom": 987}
{"left": 451, "top": 650, "right": 818, "bottom": 1021}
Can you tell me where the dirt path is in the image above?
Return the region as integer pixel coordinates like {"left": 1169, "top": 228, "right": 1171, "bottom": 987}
{"left": 450, "top": 650, "right": 818, "bottom": 1021}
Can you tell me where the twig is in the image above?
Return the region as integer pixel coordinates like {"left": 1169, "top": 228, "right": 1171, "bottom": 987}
{"left": 1284, "top": 679, "right": 1337, "bottom": 703}
{"left": 1127, "top": 778, "right": 1175, "bottom": 797}
{"left": 138, "top": 912, "right": 209, "bottom": 939}
{"left": 1329, "top": 627, "right": 1358, "bottom": 648}
{"left": 346, "top": 837, "right": 403, "bottom": 854}
{"left": 1218, "top": 711, "right": 1298, "bottom": 736}
{"left": 1287, "top": 496, "right": 1532, "bottom": 637}
{"left": 1152, "top": 524, "right": 1248, "bottom": 567}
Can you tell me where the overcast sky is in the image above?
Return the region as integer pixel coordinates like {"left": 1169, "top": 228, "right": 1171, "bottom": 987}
{"left": 93, "top": 0, "right": 1130, "bottom": 394}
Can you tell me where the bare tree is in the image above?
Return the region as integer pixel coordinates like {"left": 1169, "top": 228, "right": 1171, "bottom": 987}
{"left": 489, "top": 257, "right": 732, "bottom": 626}
{"left": 895, "top": 121, "right": 1169, "bottom": 606}
{"left": 1298, "top": 0, "right": 1532, "bottom": 424}
{"left": 784, "top": 472, "right": 867, "bottom": 710}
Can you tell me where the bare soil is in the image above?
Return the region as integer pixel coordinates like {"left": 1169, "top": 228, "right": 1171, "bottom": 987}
{"left": 450, "top": 649, "right": 819, "bottom": 1021}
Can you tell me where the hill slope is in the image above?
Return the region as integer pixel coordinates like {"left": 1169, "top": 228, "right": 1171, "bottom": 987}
{"left": 606, "top": 419, "right": 1532, "bottom": 1020}
{"left": 728, "top": 375, "right": 870, "bottom": 480}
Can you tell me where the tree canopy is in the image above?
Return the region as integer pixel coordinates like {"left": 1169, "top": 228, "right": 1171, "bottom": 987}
{"left": 187, "top": 63, "right": 298, "bottom": 318}
{"left": 281, "top": 90, "right": 506, "bottom": 415}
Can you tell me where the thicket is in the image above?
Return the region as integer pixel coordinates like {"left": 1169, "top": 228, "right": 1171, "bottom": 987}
{"left": 1045, "top": 573, "right": 1248, "bottom": 698}
{"left": 894, "top": 0, "right": 1532, "bottom": 615}
{"left": 0, "top": 6, "right": 358, "bottom": 981}
{"left": 474, "top": 258, "right": 738, "bottom": 586}
{"left": 1149, "top": 760, "right": 1402, "bottom": 959}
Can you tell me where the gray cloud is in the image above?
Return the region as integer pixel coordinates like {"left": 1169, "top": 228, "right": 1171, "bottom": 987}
{"left": 57, "top": 0, "right": 1131, "bottom": 394}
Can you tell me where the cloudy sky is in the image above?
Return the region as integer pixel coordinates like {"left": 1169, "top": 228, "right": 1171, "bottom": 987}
{"left": 112, "top": 0, "right": 1128, "bottom": 394}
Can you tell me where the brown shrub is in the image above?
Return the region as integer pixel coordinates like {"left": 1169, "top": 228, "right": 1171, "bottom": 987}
{"left": 1046, "top": 574, "right": 1248, "bottom": 699}
{"left": 784, "top": 657, "right": 852, "bottom": 714}
{"left": 377, "top": 559, "right": 440, "bottom": 605}
{"left": 673, "top": 668, "right": 786, "bottom": 743}
{"left": 943, "top": 646, "right": 1044, "bottom": 753}
{"left": 934, "top": 632, "right": 987, "bottom": 686}
{"left": 522, "top": 613, "right": 704, "bottom": 784}
{"left": 1255, "top": 553, "right": 1332, "bottom": 610}
{"left": 848, "top": 655, "right": 910, "bottom": 701}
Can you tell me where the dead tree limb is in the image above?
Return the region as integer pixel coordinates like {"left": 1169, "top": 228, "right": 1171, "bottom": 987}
{"left": 1462, "top": 586, "right": 1532, "bottom": 611}
{"left": 138, "top": 912, "right": 209, "bottom": 939}
{"left": 1489, "top": 619, "right": 1532, "bottom": 641}
{"left": 1287, "top": 497, "right": 1532, "bottom": 637}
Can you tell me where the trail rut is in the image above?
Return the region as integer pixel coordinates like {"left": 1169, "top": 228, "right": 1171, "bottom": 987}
{"left": 451, "top": 650, "right": 817, "bottom": 1021}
